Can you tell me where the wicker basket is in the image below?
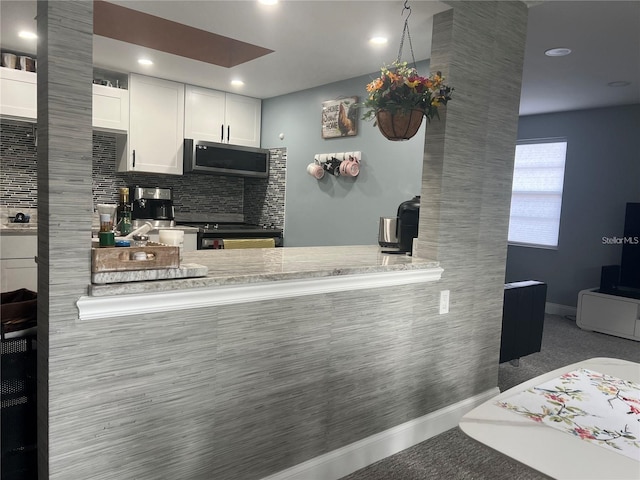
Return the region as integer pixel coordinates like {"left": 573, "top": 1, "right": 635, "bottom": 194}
{"left": 375, "top": 109, "right": 424, "bottom": 141}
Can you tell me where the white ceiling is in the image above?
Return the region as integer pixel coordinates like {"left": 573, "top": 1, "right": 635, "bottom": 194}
{"left": 1, "top": 1, "right": 639, "bottom": 116}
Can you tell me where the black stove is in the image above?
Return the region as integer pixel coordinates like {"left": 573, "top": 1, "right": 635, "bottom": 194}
{"left": 177, "top": 222, "right": 283, "bottom": 249}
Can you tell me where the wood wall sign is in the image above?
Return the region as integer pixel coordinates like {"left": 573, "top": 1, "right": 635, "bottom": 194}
{"left": 322, "top": 97, "right": 358, "bottom": 138}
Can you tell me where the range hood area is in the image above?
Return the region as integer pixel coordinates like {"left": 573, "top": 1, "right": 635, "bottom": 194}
{"left": 183, "top": 139, "right": 270, "bottom": 179}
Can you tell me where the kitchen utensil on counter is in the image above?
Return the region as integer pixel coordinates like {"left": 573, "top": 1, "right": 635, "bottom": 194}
{"left": 159, "top": 230, "right": 184, "bottom": 259}
{"left": 159, "top": 230, "right": 184, "bottom": 246}
{"left": 117, "top": 187, "right": 132, "bottom": 235}
{"left": 123, "top": 221, "right": 154, "bottom": 240}
{"left": 132, "top": 235, "right": 149, "bottom": 247}
{"left": 98, "top": 231, "right": 115, "bottom": 247}
{"left": 378, "top": 217, "right": 399, "bottom": 251}
{"left": 12, "top": 212, "right": 30, "bottom": 223}
{"left": 397, "top": 195, "right": 420, "bottom": 254}
{"left": 130, "top": 186, "right": 175, "bottom": 228}
{"left": 378, "top": 195, "right": 420, "bottom": 255}
{"left": 96, "top": 204, "right": 117, "bottom": 232}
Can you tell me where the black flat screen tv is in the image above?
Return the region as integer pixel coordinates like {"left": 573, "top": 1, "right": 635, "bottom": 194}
{"left": 619, "top": 202, "right": 640, "bottom": 290}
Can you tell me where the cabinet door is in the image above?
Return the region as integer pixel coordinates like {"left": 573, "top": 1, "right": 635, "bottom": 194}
{"left": 0, "top": 234, "right": 38, "bottom": 292}
{"left": 92, "top": 84, "right": 129, "bottom": 133}
{"left": 184, "top": 85, "right": 226, "bottom": 143}
{"left": 1, "top": 258, "right": 37, "bottom": 292}
{"left": 0, "top": 67, "right": 37, "bottom": 121}
{"left": 225, "top": 93, "right": 261, "bottom": 147}
{"left": 126, "top": 74, "right": 185, "bottom": 175}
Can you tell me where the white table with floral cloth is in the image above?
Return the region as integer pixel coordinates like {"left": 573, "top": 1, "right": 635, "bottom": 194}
{"left": 459, "top": 357, "right": 640, "bottom": 480}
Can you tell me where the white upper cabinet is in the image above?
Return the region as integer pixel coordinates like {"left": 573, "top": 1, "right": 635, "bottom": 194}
{"left": 184, "top": 86, "right": 226, "bottom": 143}
{"left": 0, "top": 67, "right": 37, "bottom": 121}
{"left": 225, "top": 93, "right": 262, "bottom": 147}
{"left": 92, "top": 84, "right": 129, "bottom": 133}
{"left": 185, "top": 85, "right": 261, "bottom": 148}
{"left": 123, "top": 73, "right": 185, "bottom": 175}
{"left": 0, "top": 67, "right": 129, "bottom": 132}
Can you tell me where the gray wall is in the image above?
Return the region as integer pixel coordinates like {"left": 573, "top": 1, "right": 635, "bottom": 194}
{"left": 506, "top": 104, "right": 640, "bottom": 307}
{"left": 261, "top": 61, "right": 431, "bottom": 247}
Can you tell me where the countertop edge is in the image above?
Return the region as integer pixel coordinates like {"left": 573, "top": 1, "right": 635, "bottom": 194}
{"left": 0, "top": 227, "right": 38, "bottom": 234}
{"left": 78, "top": 266, "right": 444, "bottom": 320}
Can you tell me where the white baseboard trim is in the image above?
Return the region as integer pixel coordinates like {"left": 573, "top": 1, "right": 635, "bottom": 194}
{"left": 261, "top": 387, "right": 500, "bottom": 480}
{"left": 545, "top": 302, "right": 576, "bottom": 318}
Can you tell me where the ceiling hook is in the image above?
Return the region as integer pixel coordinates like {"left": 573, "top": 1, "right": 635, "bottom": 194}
{"left": 402, "top": 0, "right": 412, "bottom": 18}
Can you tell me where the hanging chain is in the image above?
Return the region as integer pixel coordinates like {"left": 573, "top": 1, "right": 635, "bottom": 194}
{"left": 396, "top": 0, "right": 417, "bottom": 69}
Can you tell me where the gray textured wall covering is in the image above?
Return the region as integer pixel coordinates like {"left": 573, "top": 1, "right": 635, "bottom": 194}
{"left": 38, "top": 2, "right": 528, "bottom": 479}
{"left": 36, "top": 2, "right": 95, "bottom": 478}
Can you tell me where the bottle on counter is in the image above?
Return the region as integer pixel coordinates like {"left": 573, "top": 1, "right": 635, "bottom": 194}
{"left": 117, "top": 187, "right": 132, "bottom": 236}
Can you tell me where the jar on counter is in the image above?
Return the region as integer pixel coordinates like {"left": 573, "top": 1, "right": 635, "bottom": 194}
{"left": 132, "top": 234, "right": 149, "bottom": 247}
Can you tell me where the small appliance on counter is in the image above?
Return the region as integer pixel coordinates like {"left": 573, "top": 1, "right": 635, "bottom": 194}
{"left": 378, "top": 195, "right": 420, "bottom": 255}
{"left": 130, "top": 186, "right": 175, "bottom": 229}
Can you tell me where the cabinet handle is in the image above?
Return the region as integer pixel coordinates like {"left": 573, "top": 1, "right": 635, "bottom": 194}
{"left": 221, "top": 124, "right": 224, "bottom": 142}
{"left": 227, "top": 125, "right": 230, "bottom": 143}
{"left": 132, "top": 149, "right": 136, "bottom": 168}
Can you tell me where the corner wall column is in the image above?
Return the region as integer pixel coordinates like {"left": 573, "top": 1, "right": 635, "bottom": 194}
{"left": 37, "top": 1, "right": 94, "bottom": 478}
{"left": 415, "top": 1, "right": 528, "bottom": 369}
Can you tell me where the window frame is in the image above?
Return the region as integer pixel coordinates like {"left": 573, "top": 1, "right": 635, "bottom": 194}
{"left": 507, "top": 137, "right": 568, "bottom": 250}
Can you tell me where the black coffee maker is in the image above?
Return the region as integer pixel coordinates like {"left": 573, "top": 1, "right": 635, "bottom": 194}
{"left": 130, "top": 186, "right": 175, "bottom": 228}
{"left": 397, "top": 195, "right": 420, "bottom": 254}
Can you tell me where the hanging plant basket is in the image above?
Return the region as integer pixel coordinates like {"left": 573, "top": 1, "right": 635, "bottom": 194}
{"left": 356, "top": 1, "right": 453, "bottom": 142}
{"left": 375, "top": 109, "right": 424, "bottom": 141}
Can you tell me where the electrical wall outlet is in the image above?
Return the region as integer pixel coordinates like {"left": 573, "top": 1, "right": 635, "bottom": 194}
{"left": 439, "top": 290, "right": 450, "bottom": 314}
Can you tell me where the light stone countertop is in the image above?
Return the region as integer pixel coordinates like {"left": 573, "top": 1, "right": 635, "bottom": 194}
{"left": 88, "top": 245, "right": 440, "bottom": 297}
{"left": 0, "top": 224, "right": 38, "bottom": 234}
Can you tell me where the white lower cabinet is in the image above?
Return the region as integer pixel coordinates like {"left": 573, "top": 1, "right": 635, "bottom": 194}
{"left": 121, "top": 74, "right": 185, "bottom": 175}
{"left": 0, "top": 234, "right": 37, "bottom": 292}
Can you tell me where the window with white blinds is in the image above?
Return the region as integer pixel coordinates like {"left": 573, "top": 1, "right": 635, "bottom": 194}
{"left": 508, "top": 139, "right": 567, "bottom": 248}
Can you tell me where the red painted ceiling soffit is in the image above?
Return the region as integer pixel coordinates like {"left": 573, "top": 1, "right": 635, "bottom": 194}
{"left": 93, "top": 1, "right": 274, "bottom": 68}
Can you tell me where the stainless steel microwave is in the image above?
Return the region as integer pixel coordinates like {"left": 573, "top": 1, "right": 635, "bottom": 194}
{"left": 183, "top": 139, "right": 270, "bottom": 178}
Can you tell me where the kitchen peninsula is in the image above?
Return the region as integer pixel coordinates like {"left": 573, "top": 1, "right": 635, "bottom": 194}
{"left": 70, "top": 245, "right": 457, "bottom": 480}
{"left": 79, "top": 245, "right": 443, "bottom": 314}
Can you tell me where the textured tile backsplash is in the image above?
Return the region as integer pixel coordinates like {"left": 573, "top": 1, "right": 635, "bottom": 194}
{"left": 0, "top": 121, "right": 38, "bottom": 206}
{"left": 1, "top": 120, "right": 286, "bottom": 227}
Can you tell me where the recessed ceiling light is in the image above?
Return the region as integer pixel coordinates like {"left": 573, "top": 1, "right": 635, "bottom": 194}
{"left": 258, "top": 0, "right": 278, "bottom": 5}
{"left": 607, "top": 81, "right": 631, "bottom": 87}
{"left": 18, "top": 31, "right": 37, "bottom": 40}
{"left": 138, "top": 58, "right": 153, "bottom": 66}
{"left": 544, "top": 47, "right": 572, "bottom": 57}
{"left": 369, "top": 36, "right": 388, "bottom": 45}
{"left": 231, "top": 79, "right": 245, "bottom": 86}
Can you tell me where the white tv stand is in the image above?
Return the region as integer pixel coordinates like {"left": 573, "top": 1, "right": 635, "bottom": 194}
{"left": 576, "top": 288, "right": 640, "bottom": 341}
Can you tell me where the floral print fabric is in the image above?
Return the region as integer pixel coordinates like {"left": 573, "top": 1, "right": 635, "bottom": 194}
{"left": 497, "top": 368, "right": 640, "bottom": 461}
